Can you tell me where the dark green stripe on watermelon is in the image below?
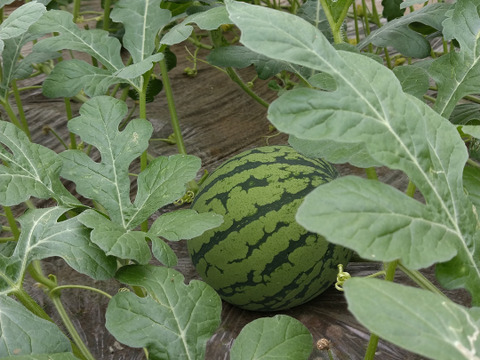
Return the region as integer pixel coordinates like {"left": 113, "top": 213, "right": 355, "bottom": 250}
{"left": 188, "top": 146, "right": 352, "bottom": 311}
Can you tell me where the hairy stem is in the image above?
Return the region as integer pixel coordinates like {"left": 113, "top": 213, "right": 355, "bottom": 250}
{"left": 159, "top": 57, "right": 187, "bottom": 155}
{"left": 103, "top": 0, "right": 112, "bottom": 31}
{"left": 51, "top": 284, "right": 112, "bottom": 299}
{"left": 4, "top": 206, "right": 20, "bottom": 240}
{"left": 64, "top": 98, "right": 77, "bottom": 149}
{"left": 50, "top": 292, "right": 96, "bottom": 360}
{"left": 11, "top": 80, "right": 30, "bottom": 139}
{"left": 1, "top": 99, "right": 27, "bottom": 136}
{"left": 12, "top": 287, "right": 52, "bottom": 322}
{"left": 225, "top": 67, "right": 269, "bottom": 108}
{"left": 398, "top": 263, "right": 448, "bottom": 299}
{"left": 364, "top": 260, "right": 399, "bottom": 360}
{"left": 72, "top": 0, "right": 81, "bottom": 23}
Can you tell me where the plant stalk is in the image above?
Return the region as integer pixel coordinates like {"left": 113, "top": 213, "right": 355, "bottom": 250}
{"left": 1, "top": 98, "right": 27, "bottom": 136}
{"left": 64, "top": 98, "right": 77, "bottom": 149}
{"left": 11, "top": 80, "right": 30, "bottom": 139}
{"left": 50, "top": 292, "right": 96, "bottom": 360}
{"left": 159, "top": 57, "right": 188, "bottom": 155}
{"left": 72, "top": 0, "right": 82, "bottom": 23}
{"left": 364, "top": 260, "right": 399, "bottom": 360}
{"left": 398, "top": 263, "right": 448, "bottom": 299}
{"left": 12, "top": 287, "right": 52, "bottom": 322}
{"left": 3, "top": 206, "right": 20, "bottom": 240}
{"left": 225, "top": 67, "right": 269, "bottom": 108}
{"left": 102, "top": 0, "right": 112, "bottom": 31}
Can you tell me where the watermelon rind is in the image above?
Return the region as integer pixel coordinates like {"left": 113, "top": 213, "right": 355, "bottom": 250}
{"left": 188, "top": 145, "right": 352, "bottom": 311}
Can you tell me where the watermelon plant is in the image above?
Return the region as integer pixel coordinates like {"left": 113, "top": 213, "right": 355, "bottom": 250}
{"left": 2, "top": 0, "right": 480, "bottom": 359}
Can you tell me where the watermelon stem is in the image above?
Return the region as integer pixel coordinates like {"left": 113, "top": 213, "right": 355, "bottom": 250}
{"left": 364, "top": 260, "right": 399, "bottom": 360}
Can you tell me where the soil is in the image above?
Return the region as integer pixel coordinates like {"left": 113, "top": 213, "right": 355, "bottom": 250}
{"left": 2, "top": 1, "right": 471, "bottom": 359}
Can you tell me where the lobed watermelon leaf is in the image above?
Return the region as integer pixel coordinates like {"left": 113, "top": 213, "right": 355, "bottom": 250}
{"left": 106, "top": 264, "right": 222, "bottom": 360}
{"left": 0, "top": 121, "right": 79, "bottom": 207}
{"left": 148, "top": 209, "right": 223, "bottom": 242}
{"left": 161, "top": 6, "right": 231, "bottom": 46}
{"left": 428, "top": 0, "right": 480, "bottom": 118}
{"left": 0, "top": 1, "right": 46, "bottom": 55}
{"left": 230, "top": 315, "right": 313, "bottom": 360}
{"left": 0, "top": 295, "right": 72, "bottom": 357}
{"left": 31, "top": 0, "right": 170, "bottom": 97}
{"left": 0, "top": 207, "right": 116, "bottom": 296}
{"left": 31, "top": 10, "right": 130, "bottom": 97}
{"left": 357, "top": 2, "right": 451, "bottom": 58}
{"left": 0, "top": 2, "right": 59, "bottom": 101}
{"left": 109, "top": 0, "right": 170, "bottom": 65}
{"left": 59, "top": 96, "right": 220, "bottom": 265}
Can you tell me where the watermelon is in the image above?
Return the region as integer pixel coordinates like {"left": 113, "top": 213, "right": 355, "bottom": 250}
{"left": 187, "top": 146, "right": 352, "bottom": 311}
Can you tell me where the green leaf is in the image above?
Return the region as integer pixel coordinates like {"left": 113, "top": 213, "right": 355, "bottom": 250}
{"left": 78, "top": 209, "right": 152, "bottom": 264}
{"left": 15, "top": 207, "right": 116, "bottom": 281}
{"left": 296, "top": 0, "right": 332, "bottom": 41}
{"left": 0, "top": 2, "right": 46, "bottom": 42}
{"left": 31, "top": 10, "right": 140, "bottom": 93}
{"left": 59, "top": 96, "right": 152, "bottom": 261}
{"left": 462, "top": 125, "right": 480, "bottom": 140}
{"left": 400, "top": 0, "right": 427, "bottom": 9}
{"left": 35, "top": 0, "right": 170, "bottom": 97}
{"left": 450, "top": 104, "right": 480, "bottom": 125}
{"left": 105, "top": 264, "right": 222, "bottom": 360}
{"left": 0, "top": 295, "right": 72, "bottom": 357}
{"left": 161, "top": 6, "right": 230, "bottom": 46}
{"left": 42, "top": 59, "right": 124, "bottom": 98}
{"left": 297, "top": 176, "right": 458, "bottom": 268}
{"left": 113, "top": 53, "right": 164, "bottom": 80}
{"left": 0, "top": 207, "right": 116, "bottom": 293}
{"left": 288, "top": 135, "right": 377, "bottom": 167}
{"left": 1, "top": 32, "right": 59, "bottom": 99}
{"left": 321, "top": 0, "right": 353, "bottom": 24}
{"left": 464, "top": 165, "right": 480, "bottom": 213}
{"left": 110, "top": 0, "right": 171, "bottom": 65}
{"left": 128, "top": 78, "right": 163, "bottom": 103}
{"left": 149, "top": 235, "right": 178, "bottom": 267}
{"left": 60, "top": 97, "right": 203, "bottom": 264}
{"left": 2, "top": 354, "right": 79, "bottom": 360}
{"left": 149, "top": 209, "right": 223, "bottom": 241}
{"left": 206, "top": 46, "right": 290, "bottom": 79}
{"left": 382, "top": 0, "right": 405, "bottom": 21}
{"left": 429, "top": 0, "right": 480, "bottom": 118}
{"left": 226, "top": 0, "right": 480, "bottom": 302}
{"left": 130, "top": 154, "right": 202, "bottom": 228}
{"left": 0, "top": 0, "right": 16, "bottom": 7}
{"left": 0, "top": 121, "right": 78, "bottom": 206}
{"left": 0, "top": 254, "right": 22, "bottom": 295}
{"left": 393, "top": 65, "right": 430, "bottom": 99}
{"left": 60, "top": 96, "right": 152, "bottom": 224}
{"left": 344, "top": 278, "right": 480, "bottom": 360}
{"left": 230, "top": 315, "right": 313, "bottom": 360}
{"left": 357, "top": 3, "right": 452, "bottom": 58}
{"left": 32, "top": 10, "right": 124, "bottom": 71}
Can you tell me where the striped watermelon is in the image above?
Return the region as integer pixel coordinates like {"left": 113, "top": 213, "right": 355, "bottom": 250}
{"left": 188, "top": 146, "right": 352, "bottom": 311}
